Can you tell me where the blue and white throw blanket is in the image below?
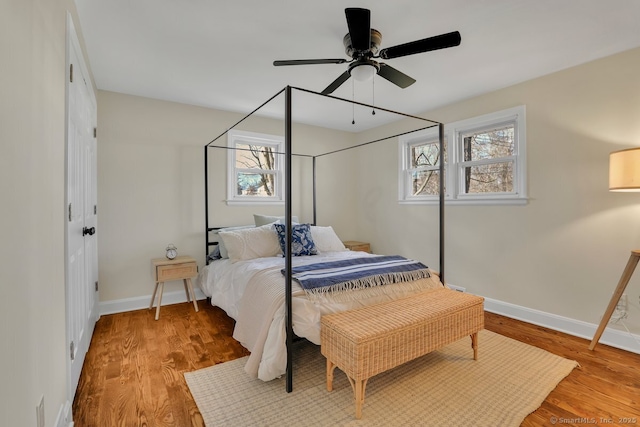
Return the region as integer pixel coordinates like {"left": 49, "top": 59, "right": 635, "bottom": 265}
{"left": 283, "top": 255, "right": 431, "bottom": 297}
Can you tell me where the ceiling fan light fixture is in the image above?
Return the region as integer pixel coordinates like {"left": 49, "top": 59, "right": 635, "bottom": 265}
{"left": 350, "top": 63, "right": 377, "bottom": 81}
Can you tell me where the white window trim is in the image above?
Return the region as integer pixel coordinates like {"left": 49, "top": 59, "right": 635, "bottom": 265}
{"left": 399, "top": 105, "right": 527, "bottom": 205}
{"left": 226, "top": 129, "right": 285, "bottom": 206}
{"left": 397, "top": 127, "right": 449, "bottom": 203}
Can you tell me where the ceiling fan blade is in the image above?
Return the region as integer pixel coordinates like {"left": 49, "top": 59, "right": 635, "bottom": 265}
{"left": 377, "top": 63, "right": 416, "bottom": 89}
{"left": 379, "top": 31, "right": 461, "bottom": 60}
{"left": 345, "top": 8, "right": 371, "bottom": 51}
{"left": 321, "top": 71, "right": 351, "bottom": 95}
{"left": 273, "top": 59, "right": 347, "bottom": 66}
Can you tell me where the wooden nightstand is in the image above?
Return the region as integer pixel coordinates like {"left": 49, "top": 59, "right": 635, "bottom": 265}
{"left": 150, "top": 256, "right": 199, "bottom": 320}
{"left": 342, "top": 240, "right": 371, "bottom": 253}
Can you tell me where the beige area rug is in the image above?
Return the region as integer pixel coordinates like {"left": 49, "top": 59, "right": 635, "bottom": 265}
{"left": 185, "top": 330, "right": 578, "bottom": 426}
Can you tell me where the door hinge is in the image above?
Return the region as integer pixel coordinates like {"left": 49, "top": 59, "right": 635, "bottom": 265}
{"left": 70, "top": 64, "right": 73, "bottom": 83}
{"left": 95, "top": 281, "right": 99, "bottom": 292}
{"left": 70, "top": 341, "right": 75, "bottom": 361}
{"left": 68, "top": 203, "right": 72, "bottom": 222}
{"left": 93, "top": 127, "right": 97, "bottom": 138}
{"left": 94, "top": 205, "right": 97, "bottom": 215}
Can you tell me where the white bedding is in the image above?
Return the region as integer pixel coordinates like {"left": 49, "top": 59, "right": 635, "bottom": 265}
{"left": 196, "top": 250, "right": 443, "bottom": 381}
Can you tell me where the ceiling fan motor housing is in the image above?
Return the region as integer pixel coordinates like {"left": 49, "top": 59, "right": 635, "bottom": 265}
{"left": 343, "top": 29, "right": 382, "bottom": 59}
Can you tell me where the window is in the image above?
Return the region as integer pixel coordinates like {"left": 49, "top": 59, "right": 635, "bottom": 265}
{"left": 459, "top": 124, "right": 515, "bottom": 195}
{"left": 227, "top": 130, "right": 284, "bottom": 205}
{"left": 398, "top": 128, "right": 447, "bottom": 201}
{"left": 399, "top": 106, "right": 526, "bottom": 205}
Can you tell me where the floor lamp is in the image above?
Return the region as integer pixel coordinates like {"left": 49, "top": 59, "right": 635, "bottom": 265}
{"left": 589, "top": 147, "right": 640, "bottom": 350}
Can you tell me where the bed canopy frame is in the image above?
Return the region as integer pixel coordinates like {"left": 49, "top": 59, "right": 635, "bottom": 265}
{"left": 204, "top": 86, "right": 445, "bottom": 392}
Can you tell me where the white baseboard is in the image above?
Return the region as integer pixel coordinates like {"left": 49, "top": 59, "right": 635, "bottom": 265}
{"left": 446, "top": 283, "right": 466, "bottom": 292}
{"left": 98, "top": 285, "right": 640, "bottom": 355}
{"left": 55, "top": 401, "right": 73, "bottom": 427}
{"left": 484, "top": 296, "right": 640, "bottom": 355}
{"left": 99, "top": 288, "right": 207, "bottom": 316}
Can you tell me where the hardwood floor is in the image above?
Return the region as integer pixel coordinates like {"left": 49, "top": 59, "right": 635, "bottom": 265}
{"left": 72, "top": 302, "right": 249, "bottom": 427}
{"left": 73, "top": 301, "right": 640, "bottom": 427}
{"left": 488, "top": 313, "right": 640, "bottom": 427}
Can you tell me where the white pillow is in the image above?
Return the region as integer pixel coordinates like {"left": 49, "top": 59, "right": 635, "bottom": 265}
{"left": 254, "top": 214, "right": 299, "bottom": 226}
{"left": 214, "top": 225, "right": 254, "bottom": 258}
{"left": 310, "top": 226, "right": 347, "bottom": 253}
{"left": 218, "top": 223, "right": 281, "bottom": 262}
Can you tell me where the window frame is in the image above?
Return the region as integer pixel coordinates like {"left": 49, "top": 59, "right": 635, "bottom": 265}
{"left": 399, "top": 105, "right": 527, "bottom": 205}
{"left": 226, "top": 129, "right": 285, "bottom": 206}
{"left": 397, "top": 127, "right": 448, "bottom": 202}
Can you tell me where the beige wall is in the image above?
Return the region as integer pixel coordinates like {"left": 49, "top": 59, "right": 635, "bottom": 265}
{"left": 97, "top": 90, "right": 357, "bottom": 302}
{"left": 355, "top": 47, "right": 640, "bottom": 335}
{"left": 0, "top": 1, "right": 92, "bottom": 426}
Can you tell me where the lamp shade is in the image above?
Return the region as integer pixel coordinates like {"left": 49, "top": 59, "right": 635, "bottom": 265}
{"left": 610, "top": 147, "right": 640, "bottom": 191}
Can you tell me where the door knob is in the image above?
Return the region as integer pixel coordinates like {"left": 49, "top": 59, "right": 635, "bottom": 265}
{"left": 82, "top": 226, "right": 95, "bottom": 236}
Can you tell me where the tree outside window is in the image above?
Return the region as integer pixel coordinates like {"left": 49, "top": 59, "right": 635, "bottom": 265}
{"left": 235, "top": 143, "right": 277, "bottom": 197}
{"left": 399, "top": 105, "right": 526, "bottom": 205}
{"left": 409, "top": 141, "right": 445, "bottom": 197}
{"left": 227, "top": 130, "right": 284, "bottom": 205}
{"left": 460, "top": 125, "right": 515, "bottom": 194}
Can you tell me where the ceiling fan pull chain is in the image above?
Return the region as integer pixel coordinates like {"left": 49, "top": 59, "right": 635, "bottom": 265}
{"left": 372, "top": 77, "right": 376, "bottom": 115}
{"left": 352, "top": 79, "right": 356, "bottom": 125}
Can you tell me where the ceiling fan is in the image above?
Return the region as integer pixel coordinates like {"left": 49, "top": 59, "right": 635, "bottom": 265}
{"left": 273, "top": 8, "right": 461, "bottom": 95}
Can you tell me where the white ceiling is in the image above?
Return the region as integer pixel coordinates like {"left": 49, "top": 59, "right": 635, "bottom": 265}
{"left": 75, "top": 0, "right": 640, "bottom": 132}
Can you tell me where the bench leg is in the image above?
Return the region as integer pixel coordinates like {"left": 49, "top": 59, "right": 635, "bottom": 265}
{"left": 345, "top": 375, "right": 368, "bottom": 419}
{"left": 471, "top": 332, "right": 479, "bottom": 360}
{"left": 347, "top": 375, "right": 368, "bottom": 419}
{"left": 326, "top": 358, "right": 368, "bottom": 418}
{"left": 326, "top": 359, "right": 337, "bottom": 392}
{"left": 354, "top": 378, "right": 367, "bottom": 419}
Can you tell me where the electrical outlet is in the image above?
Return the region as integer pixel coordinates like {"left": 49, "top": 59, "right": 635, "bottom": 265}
{"left": 609, "top": 294, "right": 629, "bottom": 323}
{"left": 616, "top": 294, "right": 628, "bottom": 312}
{"left": 36, "top": 395, "right": 44, "bottom": 427}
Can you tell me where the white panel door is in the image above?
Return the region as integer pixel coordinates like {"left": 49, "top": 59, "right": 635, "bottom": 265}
{"left": 66, "top": 15, "right": 98, "bottom": 403}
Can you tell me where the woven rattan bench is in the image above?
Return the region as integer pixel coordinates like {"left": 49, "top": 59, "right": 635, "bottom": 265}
{"left": 320, "top": 287, "right": 484, "bottom": 419}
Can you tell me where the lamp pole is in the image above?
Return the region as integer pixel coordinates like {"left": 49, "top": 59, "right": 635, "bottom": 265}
{"left": 589, "top": 250, "right": 640, "bottom": 350}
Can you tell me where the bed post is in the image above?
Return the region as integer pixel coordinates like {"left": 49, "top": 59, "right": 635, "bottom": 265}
{"left": 438, "top": 122, "right": 445, "bottom": 285}
{"left": 285, "top": 86, "right": 294, "bottom": 393}
{"left": 312, "top": 156, "right": 317, "bottom": 225}
{"left": 204, "top": 145, "right": 210, "bottom": 263}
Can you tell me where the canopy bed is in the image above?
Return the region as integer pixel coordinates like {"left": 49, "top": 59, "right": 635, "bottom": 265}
{"left": 201, "top": 86, "right": 446, "bottom": 392}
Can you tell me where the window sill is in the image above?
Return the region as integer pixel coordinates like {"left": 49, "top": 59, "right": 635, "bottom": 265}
{"left": 225, "top": 199, "right": 285, "bottom": 206}
{"left": 398, "top": 197, "right": 528, "bottom": 206}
